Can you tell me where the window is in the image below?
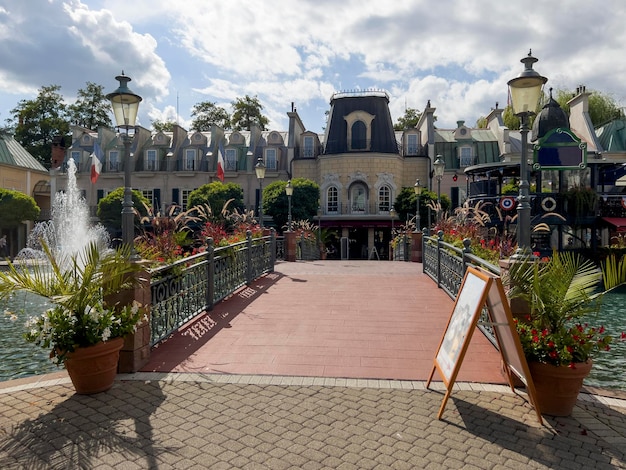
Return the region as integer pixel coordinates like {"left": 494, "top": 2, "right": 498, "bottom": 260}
{"left": 459, "top": 147, "right": 473, "bottom": 167}
{"left": 225, "top": 148, "right": 237, "bottom": 171}
{"left": 303, "top": 136, "right": 314, "bottom": 158}
{"left": 184, "top": 149, "right": 196, "bottom": 171}
{"left": 108, "top": 151, "right": 119, "bottom": 171}
{"left": 141, "top": 190, "right": 154, "bottom": 207}
{"left": 407, "top": 134, "right": 418, "bottom": 155}
{"left": 351, "top": 121, "right": 367, "bottom": 150}
{"left": 265, "top": 148, "right": 277, "bottom": 170}
{"left": 146, "top": 150, "right": 158, "bottom": 171}
{"left": 350, "top": 183, "right": 367, "bottom": 213}
{"left": 378, "top": 185, "right": 391, "bottom": 212}
{"left": 181, "top": 189, "right": 194, "bottom": 210}
{"left": 327, "top": 187, "right": 338, "bottom": 213}
{"left": 70, "top": 151, "right": 81, "bottom": 169}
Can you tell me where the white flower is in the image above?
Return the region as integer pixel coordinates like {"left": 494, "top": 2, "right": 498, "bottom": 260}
{"left": 101, "top": 327, "right": 111, "bottom": 342}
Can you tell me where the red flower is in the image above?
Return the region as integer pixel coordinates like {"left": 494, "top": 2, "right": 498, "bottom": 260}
{"left": 532, "top": 335, "right": 540, "bottom": 343}
{"left": 547, "top": 341, "right": 555, "bottom": 348}
{"left": 549, "top": 350, "right": 558, "bottom": 359}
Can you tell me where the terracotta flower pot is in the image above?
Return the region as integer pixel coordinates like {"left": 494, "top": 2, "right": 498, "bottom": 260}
{"left": 529, "top": 360, "right": 592, "bottom": 416}
{"left": 63, "top": 337, "right": 124, "bottom": 395}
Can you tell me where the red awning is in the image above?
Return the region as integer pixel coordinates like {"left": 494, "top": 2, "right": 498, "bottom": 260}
{"left": 601, "top": 217, "right": 626, "bottom": 231}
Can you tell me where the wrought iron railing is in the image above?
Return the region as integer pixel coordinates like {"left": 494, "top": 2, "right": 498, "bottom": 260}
{"left": 149, "top": 231, "right": 275, "bottom": 346}
{"left": 391, "top": 234, "right": 411, "bottom": 261}
{"left": 422, "top": 229, "right": 501, "bottom": 345}
{"left": 298, "top": 234, "right": 320, "bottom": 260}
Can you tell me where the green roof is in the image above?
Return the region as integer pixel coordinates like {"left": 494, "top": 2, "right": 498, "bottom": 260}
{"left": 0, "top": 131, "right": 48, "bottom": 172}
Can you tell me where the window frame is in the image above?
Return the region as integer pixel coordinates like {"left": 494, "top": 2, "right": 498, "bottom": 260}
{"left": 146, "top": 149, "right": 158, "bottom": 171}
{"left": 108, "top": 150, "right": 119, "bottom": 172}
{"left": 184, "top": 149, "right": 196, "bottom": 171}
{"left": 326, "top": 186, "right": 339, "bottom": 214}
{"left": 378, "top": 185, "right": 391, "bottom": 212}
{"left": 265, "top": 148, "right": 277, "bottom": 170}
{"left": 224, "top": 148, "right": 237, "bottom": 171}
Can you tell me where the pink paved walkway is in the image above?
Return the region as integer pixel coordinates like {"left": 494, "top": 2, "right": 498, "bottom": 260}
{"left": 142, "top": 260, "right": 507, "bottom": 384}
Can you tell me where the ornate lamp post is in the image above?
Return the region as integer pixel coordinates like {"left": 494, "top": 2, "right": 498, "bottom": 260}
{"left": 255, "top": 157, "right": 266, "bottom": 228}
{"left": 508, "top": 50, "right": 547, "bottom": 257}
{"left": 106, "top": 72, "right": 142, "bottom": 260}
{"left": 285, "top": 180, "right": 293, "bottom": 232}
{"left": 413, "top": 178, "right": 422, "bottom": 231}
{"left": 390, "top": 208, "right": 396, "bottom": 233}
{"left": 433, "top": 155, "right": 445, "bottom": 223}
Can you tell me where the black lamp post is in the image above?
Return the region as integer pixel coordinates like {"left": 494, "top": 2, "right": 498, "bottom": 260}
{"left": 255, "top": 157, "right": 266, "bottom": 228}
{"left": 413, "top": 178, "right": 422, "bottom": 232}
{"left": 508, "top": 50, "right": 547, "bottom": 257}
{"left": 285, "top": 180, "right": 293, "bottom": 232}
{"left": 433, "top": 155, "right": 445, "bottom": 223}
{"left": 106, "top": 72, "right": 142, "bottom": 259}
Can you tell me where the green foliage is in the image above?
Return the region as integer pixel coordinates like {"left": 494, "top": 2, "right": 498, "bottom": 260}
{"left": 67, "top": 82, "right": 111, "bottom": 130}
{"left": 191, "top": 101, "right": 231, "bottom": 131}
{"left": 187, "top": 182, "right": 244, "bottom": 219}
{"left": 555, "top": 88, "right": 623, "bottom": 127}
{"left": 393, "top": 107, "right": 421, "bottom": 131}
{"left": 393, "top": 187, "right": 445, "bottom": 228}
{"left": 10, "top": 84, "right": 69, "bottom": 167}
{"left": 475, "top": 116, "right": 488, "bottom": 128}
{"left": 151, "top": 120, "right": 177, "bottom": 132}
{"left": 0, "top": 242, "right": 143, "bottom": 363}
{"left": 231, "top": 95, "right": 269, "bottom": 131}
{"left": 263, "top": 178, "right": 320, "bottom": 231}
{"left": 96, "top": 187, "right": 150, "bottom": 232}
{"left": 0, "top": 188, "right": 40, "bottom": 228}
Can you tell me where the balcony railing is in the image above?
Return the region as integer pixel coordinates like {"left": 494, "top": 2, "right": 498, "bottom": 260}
{"left": 321, "top": 202, "right": 394, "bottom": 216}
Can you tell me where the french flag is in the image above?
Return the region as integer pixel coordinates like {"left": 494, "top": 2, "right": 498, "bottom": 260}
{"left": 90, "top": 141, "right": 104, "bottom": 184}
{"left": 217, "top": 141, "right": 225, "bottom": 182}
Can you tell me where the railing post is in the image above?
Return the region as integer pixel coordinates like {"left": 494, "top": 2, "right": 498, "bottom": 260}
{"left": 437, "top": 230, "right": 444, "bottom": 287}
{"left": 462, "top": 237, "right": 472, "bottom": 273}
{"left": 270, "top": 228, "right": 276, "bottom": 272}
{"left": 422, "top": 227, "right": 429, "bottom": 273}
{"left": 300, "top": 233, "right": 305, "bottom": 260}
{"left": 403, "top": 233, "right": 408, "bottom": 262}
{"left": 246, "top": 230, "right": 253, "bottom": 285}
{"left": 206, "top": 237, "right": 215, "bottom": 312}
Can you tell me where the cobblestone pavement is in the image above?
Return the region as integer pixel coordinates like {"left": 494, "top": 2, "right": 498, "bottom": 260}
{"left": 1, "top": 373, "right": 625, "bottom": 469}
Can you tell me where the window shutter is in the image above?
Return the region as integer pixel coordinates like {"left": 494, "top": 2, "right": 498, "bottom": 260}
{"left": 172, "top": 188, "right": 180, "bottom": 205}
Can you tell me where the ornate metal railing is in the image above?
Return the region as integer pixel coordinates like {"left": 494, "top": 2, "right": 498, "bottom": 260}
{"left": 422, "top": 229, "right": 501, "bottom": 345}
{"left": 392, "top": 234, "right": 411, "bottom": 261}
{"left": 298, "top": 234, "right": 320, "bottom": 260}
{"left": 149, "top": 230, "right": 275, "bottom": 346}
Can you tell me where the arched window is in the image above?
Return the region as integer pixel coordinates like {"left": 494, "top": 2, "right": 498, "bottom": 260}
{"left": 327, "top": 186, "right": 338, "bottom": 213}
{"left": 351, "top": 121, "right": 367, "bottom": 150}
{"left": 378, "top": 185, "right": 391, "bottom": 212}
{"left": 350, "top": 183, "right": 367, "bottom": 213}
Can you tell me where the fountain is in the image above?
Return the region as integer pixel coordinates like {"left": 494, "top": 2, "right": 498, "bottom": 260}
{"left": 1, "top": 159, "right": 112, "bottom": 381}
{"left": 15, "top": 159, "right": 109, "bottom": 267}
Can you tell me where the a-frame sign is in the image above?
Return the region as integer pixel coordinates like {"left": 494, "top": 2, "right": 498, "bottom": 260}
{"left": 426, "top": 266, "right": 543, "bottom": 425}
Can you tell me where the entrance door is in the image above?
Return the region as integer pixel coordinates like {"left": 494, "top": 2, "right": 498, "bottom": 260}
{"left": 349, "top": 228, "right": 369, "bottom": 259}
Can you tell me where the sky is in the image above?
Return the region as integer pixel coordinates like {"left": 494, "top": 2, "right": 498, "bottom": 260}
{"left": 2, "top": 0, "right": 626, "bottom": 135}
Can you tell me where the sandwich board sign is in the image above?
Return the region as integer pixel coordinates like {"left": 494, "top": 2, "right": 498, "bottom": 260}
{"left": 426, "top": 266, "right": 543, "bottom": 424}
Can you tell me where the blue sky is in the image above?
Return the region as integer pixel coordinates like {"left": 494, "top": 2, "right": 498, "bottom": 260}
{"left": 1, "top": 0, "right": 626, "bottom": 135}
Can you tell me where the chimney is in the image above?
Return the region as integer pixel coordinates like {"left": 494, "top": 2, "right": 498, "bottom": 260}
{"left": 50, "top": 136, "right": 65, "bottom": 170}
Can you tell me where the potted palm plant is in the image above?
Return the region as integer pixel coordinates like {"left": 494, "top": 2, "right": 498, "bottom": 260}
{"left": 0, "top": 241, "right": 145, "bottom": 394}
{"left": 505, "top": 251, "right": 624, "bottom": 416}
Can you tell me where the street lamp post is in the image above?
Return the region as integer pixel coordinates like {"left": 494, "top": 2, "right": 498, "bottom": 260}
{"left": 106, "top": 72, "right": 142, "bottom": 260}
{"left": 433, "top": 155, "right": 445, "bottom": 223}
{"left": 255, "top": 157, "right": 266, "bottom": 228}
{"left": 413, "top": 179, "right": 422, "bottom": 232}
{"left": 508, "top": 50, "right": 548, "bottom": 257}
{"left": 285, "top": 180, "right": 293, "bottom": 232}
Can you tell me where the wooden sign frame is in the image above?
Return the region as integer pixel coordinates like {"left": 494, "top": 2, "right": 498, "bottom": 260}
{"left": 427, "top": 266, "right": 543, "bottom": 424}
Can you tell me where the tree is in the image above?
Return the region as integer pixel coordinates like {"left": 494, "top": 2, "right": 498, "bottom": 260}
{"left": 394, "top": 107, "right": 422, "bottom": 130}
{"left": 554, "top": 88, "right": 623, "bottom": 126}
{"left": 96, "top": 187, "right": 150, "bottom": 234}
{"left": 151, "top": 120, "right": 177, "bottom": 132}
{"left": 187, "top": 182, "right": 244, "bottom": 219}
{"left": 191, "top": 101, "right": 231, "bottom": 131}
{"left": 10, "top": 85, "right": 69, "bottom": 167}
{"left": 263, "top": 178, "right": 320, "bottom": 231}
{"left": 231, "top": 95, "right": 269, "bottom": 131}
{"left": 393, "top": 187, "right": 448, "bottom": 227}
{"left": 67, "top": 82, "right": 112, "bottom": 130}
{"left": 0, "top": 188, "right": 40, "bottom": 228}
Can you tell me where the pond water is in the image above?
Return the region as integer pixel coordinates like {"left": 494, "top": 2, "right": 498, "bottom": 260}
{"left": 1, "top": 288, "right": 625, "bottom": 388}
{"left": 0, "top": 292, "right": 59, "bottom": 381}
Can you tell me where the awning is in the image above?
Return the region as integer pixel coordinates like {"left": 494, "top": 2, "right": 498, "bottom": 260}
{"left": 601, "top": 217, "right": 626, "bottom": 231}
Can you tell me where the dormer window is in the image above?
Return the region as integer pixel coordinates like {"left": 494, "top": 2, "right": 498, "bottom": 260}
{"left": 265, "top": 148, "right": 277, "bottom": 170}
{"left": 70, "top": 150, "right": 81, "bottom": 168}
{"left": 303, "top": 136, "right": 314, "bottom": 158}
{"left": 344, "top": 110, "right": 375, "bottom": 151}
{"left": 225, "top": 148, "right": 237, "bottom": 171}
{"left": 146, "top": 149, "right": 158, "bottom": 171}
{"left": 459, "top": 146, "right": 473, "bottom": 167}
{"left": 108, "top": 150, "right": 119, "bottom": 171}
{"left": 407, "top": 134, "right": 418, "bottom": 155}
{"left": 184, "top": 149, "right": 196, "bottom": 170}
